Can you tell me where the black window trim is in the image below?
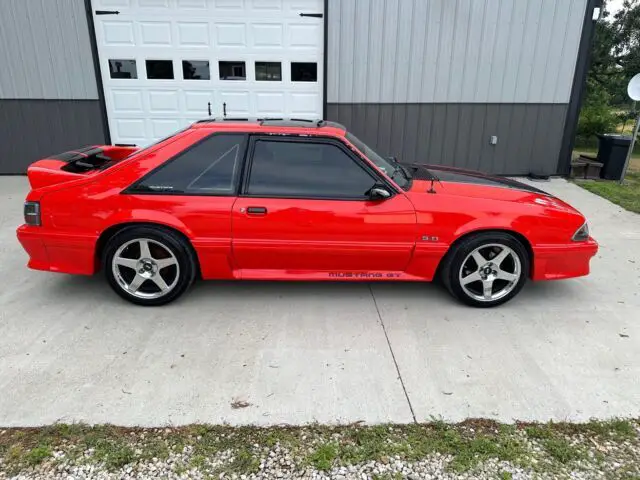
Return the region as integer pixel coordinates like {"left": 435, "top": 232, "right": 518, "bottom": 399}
{"left": 123, "top": 132, "right": 250, "bottom": 197}
{"left": 239, "top": 135, "right": 398, "bottom": 201}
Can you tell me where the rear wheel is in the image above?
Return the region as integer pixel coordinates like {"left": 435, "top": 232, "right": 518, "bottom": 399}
{"left": 103, "top": 226, "right": 196, "bottom": 306}
{"left": 441, "top": 232, "right": 529, "bottom": 308}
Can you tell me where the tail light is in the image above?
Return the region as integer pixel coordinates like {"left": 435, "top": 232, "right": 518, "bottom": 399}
{"left": 572, "top": 222, "right": 589, "bottom": 241}
{"left": 24, "top": 201, "right": 41, "bottom": 226}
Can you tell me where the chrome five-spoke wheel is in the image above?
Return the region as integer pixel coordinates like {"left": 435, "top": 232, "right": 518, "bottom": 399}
{"left": 112, "top": 238, "right": 180, "bottom": 299}
{"left": 458, "top": 244, "right": 521, "bottom": 302}
{"left": 104, "top": 225, "right": 197, "bottom": 306}
{"left": 441, "top": 232, "right": 529, "bottom": 307}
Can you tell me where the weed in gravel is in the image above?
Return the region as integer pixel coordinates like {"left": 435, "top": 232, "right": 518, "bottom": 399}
{"left": 24, "top": 445, "right": 52, "bottom": 466}
{"left": 307, "top": 442, "right": 338, "bottom": 471}
{"left": 226, "top": 448, "right": 259, "bottom": 474}
{"left": 541, "top": 437, "right": 584, "bottom": 464}
{"left": 92, "top": 438, "right": 135, "bottom": 470}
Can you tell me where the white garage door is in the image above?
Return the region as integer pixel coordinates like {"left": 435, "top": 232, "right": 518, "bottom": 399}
{"left": 91, "top": 0, "right": 324, "bottom": 146}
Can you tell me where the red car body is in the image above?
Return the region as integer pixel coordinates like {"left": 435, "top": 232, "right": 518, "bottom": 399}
{"left": 17, "top": 120, "right": 598, "bottom": 304}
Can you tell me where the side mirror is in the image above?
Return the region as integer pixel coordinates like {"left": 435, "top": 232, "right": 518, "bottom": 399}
{"left": 369, "top": 186, "right": 392, "bottom": 201}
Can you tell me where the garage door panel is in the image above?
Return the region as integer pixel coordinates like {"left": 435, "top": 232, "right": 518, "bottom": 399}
{"left": 115, "top": 119, "right": 147, "bottom": 142}
{"left": 215, "top": 23, "right": 247, "bottom": 47}
{"left": 251, "top": 24, "right": 283, "bottom": 47}
{"left": 150, "top": 118, "right": 182, "bottom": 138}
{"left": 139, "top": 21, "right": 173, "bottom": 45}
{"left": 251, "top": 0, "right": 282, "bottom": 11}
{"left": 111, "top": 89, "right": 145, "bottom": 113}
{"left": 102, "top": 21, "right": 135, "bottom": 46}
{"left": 92, "top": 0, "right": 323, "bottom": 145}
{"left": 139, "top": 0, "right": 171, "bottom": 8}
{"left": 96, "top": 0, "right": 131, "bottom": 7}
{"left": 288, "top": 24, "right": 320, "bottom": 48}
{"left": 255, "top": 92, "right": 285, "bottom": 116}
{"left": 214, "top": 0, "right": 245, "bottom": 10}
{"left": 184, "top": 90, "right": 215, "bottom": 114}
{"left": 220, "top": 91, "right": 251, "bottom": 114}
{"left": 288, "top": 92, "right": 318, "bottom": 116}
{"left": 148, "top": 90, "right": 180, "bottom": 113}
{"left": 178, "top": 0, "right": 208, "bottom": 7}
{"left": 177, "top": 22, "right": 210, "bottom": 46}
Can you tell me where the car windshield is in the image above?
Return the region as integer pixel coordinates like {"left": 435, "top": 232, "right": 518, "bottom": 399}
{"left": 345, "top": 133, "right": 411, "bottom": 189}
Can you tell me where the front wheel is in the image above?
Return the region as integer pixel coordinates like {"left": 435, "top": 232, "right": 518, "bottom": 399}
{"left": 441, "top": 232, "right": 529, "bottom": 308}
{"left": 103, "top": 226, "right": 197, "bottom": 306}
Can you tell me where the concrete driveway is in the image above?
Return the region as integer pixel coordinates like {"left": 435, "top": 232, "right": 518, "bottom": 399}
{"left": 0, "top": 176, "right": 638, "bottom": 427}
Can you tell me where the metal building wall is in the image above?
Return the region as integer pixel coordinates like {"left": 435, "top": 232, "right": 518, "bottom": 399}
{"left": 326, "top": 0, "right": 590, "bottom": 175}
{"left": 0, "top": 0, "right": 106, "bottom": 174}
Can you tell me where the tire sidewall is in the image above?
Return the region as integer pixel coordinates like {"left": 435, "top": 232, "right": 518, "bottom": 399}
{"left": 445, "top": 232, "right": 530, "bottom": 308}
{"left": 103, "top": 225, "right": 196, "bottom": 306}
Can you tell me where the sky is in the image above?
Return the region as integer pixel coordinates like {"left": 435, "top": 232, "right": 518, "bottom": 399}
{"left": 607, "top": 0, "right": 625, "bottom": 13}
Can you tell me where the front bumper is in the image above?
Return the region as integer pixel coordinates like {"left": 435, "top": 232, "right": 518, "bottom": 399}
{"left": 531, "top": 238, "right": 599, "bottom": 281}
{"left": 16, "top": 225, "right": 97, "bottom": 275}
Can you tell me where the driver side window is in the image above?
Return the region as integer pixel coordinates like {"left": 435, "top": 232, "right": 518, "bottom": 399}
{"left": 246, "top": 139, "right": 378, "bottom": 199}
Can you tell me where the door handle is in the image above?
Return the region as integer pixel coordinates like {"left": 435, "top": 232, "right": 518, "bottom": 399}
{"left": 246, "top": 206, "right": 267, "bottom": 215}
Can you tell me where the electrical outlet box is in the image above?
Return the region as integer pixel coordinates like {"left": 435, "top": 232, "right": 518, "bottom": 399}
{"left": 490, "top": 136, "right": 498, "bottom": 145}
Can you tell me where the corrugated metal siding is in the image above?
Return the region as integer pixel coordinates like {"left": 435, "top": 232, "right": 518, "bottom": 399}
{"left": 0, "top": 100, "right": 106, "bottom": 173}
{"left": 327, "top": 0, "right": 588, "bottom": 104}
{"left": 327, "top": 103, "right": 568, "bottom": 176}
{"left": 0, "top": 0, "right": 98, "bottom": 99}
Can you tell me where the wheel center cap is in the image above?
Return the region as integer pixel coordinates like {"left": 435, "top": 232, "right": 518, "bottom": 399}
{"left": 137, "top": 258, "right": 157, "bottom": 277}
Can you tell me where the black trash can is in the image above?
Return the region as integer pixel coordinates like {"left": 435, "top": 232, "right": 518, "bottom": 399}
{"left": 596, "top": 134, "right": 632, "bottom": 180}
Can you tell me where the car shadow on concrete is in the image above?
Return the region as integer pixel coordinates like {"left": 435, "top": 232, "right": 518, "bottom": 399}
{"left": 44, "top": 273, "right": 585, "bottom": 311}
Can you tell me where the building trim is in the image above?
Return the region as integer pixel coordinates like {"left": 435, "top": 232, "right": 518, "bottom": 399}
{"left": 557, "top": 0, "right": 602, "bottom": 175}
{"left": 83, "top": 0, "right": 111, "bottom": 145}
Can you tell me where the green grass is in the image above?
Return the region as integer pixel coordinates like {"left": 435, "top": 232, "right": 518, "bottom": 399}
{"left": 575, "top": 170, "right": 640, "bottom": 213}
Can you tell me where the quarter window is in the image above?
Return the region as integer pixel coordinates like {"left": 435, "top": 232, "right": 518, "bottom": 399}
{"left": 146, "top": 60, "right": 174, "bottom": 79}
{"left": 247, "top": 140, "right": 377, "bottom": 199}
{"left": 109, "top": 59, "right": 137, "bottom": 79}
{"left": 133, "top": 134, "right": 246, "bottom": 195}
{"left": 182, "top": 60, "right": 210, "bottom": 80}
{"left": 219, "top": 61, "right": 246, "bottom": 80}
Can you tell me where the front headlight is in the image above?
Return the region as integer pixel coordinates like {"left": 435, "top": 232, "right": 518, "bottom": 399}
{"left": 572, "top": 222, "right": 589, "bottom": 241}
{"left": 24, "top": 201, "right": 41, "bottom": 226}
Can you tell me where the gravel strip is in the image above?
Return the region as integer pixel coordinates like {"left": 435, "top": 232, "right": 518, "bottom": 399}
{"left": 1, "top": 420, "right": 639, "bottom": 479}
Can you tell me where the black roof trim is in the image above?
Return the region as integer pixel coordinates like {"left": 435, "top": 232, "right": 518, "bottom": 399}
{"left": 195, "top": 117, "right": 346, "bottom": 130}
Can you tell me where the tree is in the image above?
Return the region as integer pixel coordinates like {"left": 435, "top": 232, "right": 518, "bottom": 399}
{"left": 588, "top": 0, "right": 640, "bottom": 105}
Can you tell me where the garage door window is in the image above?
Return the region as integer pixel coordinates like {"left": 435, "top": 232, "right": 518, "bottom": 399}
{"left": 256, "top": 62, "right": 282, "bottom": 81}
{"left": 109, "top": 59, "right": 137, "bottom": 79}
{"left": 246, "top": 140, "right": 377, "bottom": 199}
{"left": 146, "top": 60, "right": 174, "bottom": 79}
{"left": 132, "top": 134, "right": 247, "bottom": 195}
{"left": 291, "top": 62, "right": 317, "bottom": 82}
{"left": 183, "top": 60, "right": 210, "bottom": 80}
{"left": 219, "top": 61, "right": 246, "bottom": 80}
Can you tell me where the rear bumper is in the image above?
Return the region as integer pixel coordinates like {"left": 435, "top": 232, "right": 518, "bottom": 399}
{"left": 531, "top": 238, "right": 598, "bottom": 281}
{"left": 16, "top": 225, "right": 97, "bottom": 275}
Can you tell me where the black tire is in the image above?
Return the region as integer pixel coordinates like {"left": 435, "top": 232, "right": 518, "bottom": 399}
{"left": 440, "top": 231, "right": 529, "bottom": 308}
{"left": 103, "top": 225, "right": 197, "bottom": 306}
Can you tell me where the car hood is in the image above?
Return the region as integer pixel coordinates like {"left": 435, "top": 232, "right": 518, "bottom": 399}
{"left": 402, "top": 164, "right": 579, "bottom": 213}
{"left": 404, "top": 164, "right": 549, "bottom": 195}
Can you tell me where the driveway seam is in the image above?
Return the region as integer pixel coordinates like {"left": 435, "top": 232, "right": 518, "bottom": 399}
{"left": 368, "top": 284, "right": 417, "bottom": 423}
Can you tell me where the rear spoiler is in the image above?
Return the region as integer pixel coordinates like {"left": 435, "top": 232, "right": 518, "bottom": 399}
{"left": 27, "top": 144, "right": 139, "bottom": 189}
{"left": 51, "top": 146, "right": 118, "bottom": 173}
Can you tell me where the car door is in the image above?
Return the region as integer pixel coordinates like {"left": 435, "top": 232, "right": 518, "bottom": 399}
{"left": 231, "top": 135, "right": 417, "bottom": 276}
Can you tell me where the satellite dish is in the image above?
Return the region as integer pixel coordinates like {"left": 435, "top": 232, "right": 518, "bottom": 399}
{"left": 628, "top": 73, "right": 640, "bottom": 101}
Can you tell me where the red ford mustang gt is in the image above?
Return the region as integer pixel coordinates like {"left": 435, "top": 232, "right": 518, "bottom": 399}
{"left": 17, "top": 118, "right": 598, "bottom": 307}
